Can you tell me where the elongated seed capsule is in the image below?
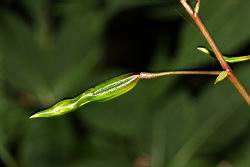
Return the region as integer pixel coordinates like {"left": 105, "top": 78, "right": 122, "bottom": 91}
{"left": 30, "top": 73, "right": 140, "bottom": 118}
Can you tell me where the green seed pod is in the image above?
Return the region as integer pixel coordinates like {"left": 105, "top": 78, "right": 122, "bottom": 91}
{"left": 30, "top": 73, "right": 140, "bottom": 118}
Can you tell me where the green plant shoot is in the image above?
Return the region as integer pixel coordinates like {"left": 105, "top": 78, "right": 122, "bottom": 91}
{"left": 30, "top": 71, "right": 221, "bottom": 119}
{"left": 197, "top": 47, "right": 250, "bottom": 63}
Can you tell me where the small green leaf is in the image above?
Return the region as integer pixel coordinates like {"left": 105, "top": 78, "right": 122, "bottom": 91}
{"left": 30, "top": 73, "right": 140, "bottom": 118}
{"left": 197, "top": 47, "right": 211, "bottom": 55}
{"left": 197, "top": 47, "right": 250, "bottom": 63}
{"left": 214, "top": 71, "right": 228, "bottom": 85}
{"left": 223, "top": 55, "right": 250, "bottom": 63}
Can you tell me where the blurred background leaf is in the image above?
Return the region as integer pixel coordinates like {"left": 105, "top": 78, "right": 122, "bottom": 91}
{"left": 0, "top": 0, "right": 250, "bottom": 167}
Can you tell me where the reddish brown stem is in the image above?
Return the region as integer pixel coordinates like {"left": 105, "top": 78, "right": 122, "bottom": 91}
{"left": 180, "top": 0, "right": 250, "bottom": 106}
{"left": 139, "top": 71, "right": 221, "bottom": 79}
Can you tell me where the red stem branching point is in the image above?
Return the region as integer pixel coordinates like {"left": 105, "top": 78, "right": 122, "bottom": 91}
{"left": 180, "top": 0, "right": 250, "bottom": 106}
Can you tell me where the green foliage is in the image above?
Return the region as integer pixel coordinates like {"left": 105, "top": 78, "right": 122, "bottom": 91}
{"left": 0, "top": 0, "right": 250, "bottom": 167}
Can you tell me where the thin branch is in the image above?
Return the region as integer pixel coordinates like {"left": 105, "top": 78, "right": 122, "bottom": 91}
{"left": 139, "top": 71, "right": 221, "bottom": 79}
{"left": 180, "top": 0, "right": 250, "bottom": 106}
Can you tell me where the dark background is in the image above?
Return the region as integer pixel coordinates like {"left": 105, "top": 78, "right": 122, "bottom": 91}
{"left": 0, "top": 0, "right": 250, "bottom": 167}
